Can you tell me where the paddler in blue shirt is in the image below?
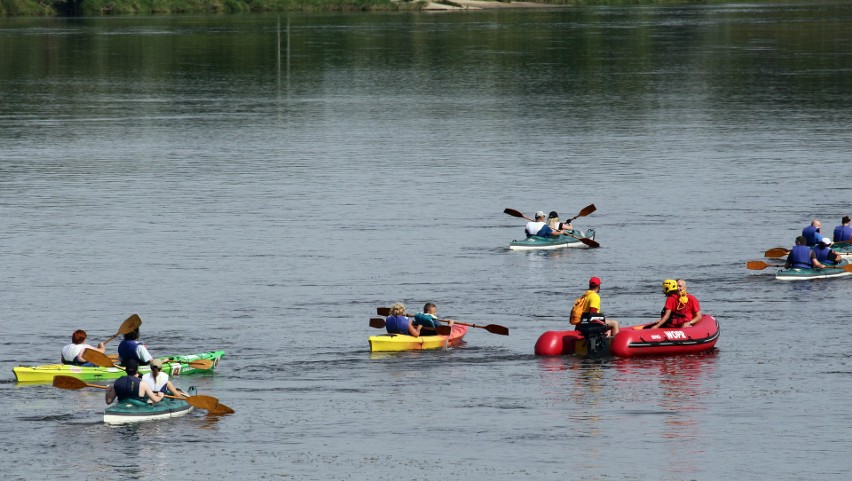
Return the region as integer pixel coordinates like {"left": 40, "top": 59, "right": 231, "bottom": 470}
{"left": 813, "top": 237, "right": 841, "bottom": 264}
{"left": 785, "top": 236, "right": 826, "bottom": 269}
{"left": 117, "top": 328, "right": 154, "bottom": 366}
{"left": 833, "top": 216, "right": 852, "bottom": 242}
{"left": 412, "top": 303, "right": 455, "bottom": 336}
{"left": 105, "top": 359, "right": 164, "bottom": 405}
{"left": 802, "top": 219, "right": 823, "bottom": 247}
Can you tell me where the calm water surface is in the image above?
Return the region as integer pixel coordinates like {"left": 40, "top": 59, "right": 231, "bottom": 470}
{"left": 1, "top": 4, "right": 852, "bottom": 480}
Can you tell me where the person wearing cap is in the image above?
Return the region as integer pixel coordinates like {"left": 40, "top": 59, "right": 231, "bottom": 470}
{"left": 576, "top": 277, "right": 619, "bottom": 336}
{"left": 812, "top": 237, "right": 841, "bottom": 264}
{"left": 141, "top": 359, "right": 184, "bottom": 397}
{"left": 105, "top": 359, "right": 165, "bottom": 405}
{"left": 546, "top": 211, "right": 573, "bottom": 232}
{"left": 117, "top": 328, "right": 154, "bottom": 366}
{"left": 60, "top": 329, "right": 106, "bottom": 366}
{"left": 525, "top": 211, "right": 564, "bottom": 238}
{"left": 833, "top": 216, "right": 852, "bottom": 243}
{"left": 802, "top": 219, "right": 822, "bottom": 247}
{"left": 785, "top": 236, "right": 826, "bottom": 269}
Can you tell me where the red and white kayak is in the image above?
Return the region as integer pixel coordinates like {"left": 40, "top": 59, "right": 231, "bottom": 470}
{"left": 534, "top": 315, "right": 720, "bottom": 357}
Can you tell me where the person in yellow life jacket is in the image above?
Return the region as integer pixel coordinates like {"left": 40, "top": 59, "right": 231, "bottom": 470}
{"left": 651, "top": 279, "right": 701, "bottom": 329}
{"left": 576, "top": 277, "right": 619, "bottom": 336}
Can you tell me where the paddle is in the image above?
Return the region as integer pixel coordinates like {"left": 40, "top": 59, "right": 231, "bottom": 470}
{"left": 102, "top": 314, "right": 143, "bottom": 346}
{"left": 376, "top": 307, "right": 510, "bottom": 336}
{"left": 52, "top": 375, "right": 234, "bottom": 414}
{"left": 83, "top": 349, "right": 213, "bottom": 370}
{"left": 503, "top": 206, "right": 600, "bottom": 248}
{"left": 747, "top": 260, "right": 852, "bottom": 271}
{"left": 764, "top": 247, "right": 790, "bottom": 258}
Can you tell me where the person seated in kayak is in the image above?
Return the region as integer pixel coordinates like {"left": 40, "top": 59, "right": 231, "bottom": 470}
{"left": 651, "top": 279, "right": 701, "bottom": 329}
{"left": 412, "top": 303, "right": 455, "bottom": 336}
{"left": 384, "top": 302, "right": 420, "bottom": 337}
{"left": 802, "top": 219, "right": 823, "bottom": 247}
{"left": 60, "top": 329, "right": 106, "bottom": 366}
{"left": 141, "top": 359, "right": 184, "bottom": 398}
{"left": 547, "top": 211, "right": 573, "bottom": 233}
{"left": 785, "top": 236, "right": 827, "bottom": 269}
{"left": 105, "top": 359, "right": 164, "bottom": 405}
{"left": 117, "top": 328, "right": 154, "bottom": 366}
{"left": 834, "top": 216, "right": 851, "bottom": 243}
{"left": 575, "top": 277, "right": 619, "bottom": 336}
{"left": 813, "top": 237, "right": 842, "bottom": 264}
{"left": 675, "top": 278, "right": 703, "bottom": 327}
{"left": 525, "top": 211, "right": 565, "bottom": 238}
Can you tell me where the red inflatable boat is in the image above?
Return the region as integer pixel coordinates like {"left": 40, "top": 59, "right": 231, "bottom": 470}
{"left": 534, "top": 315, "right": 720, "bottom": 357}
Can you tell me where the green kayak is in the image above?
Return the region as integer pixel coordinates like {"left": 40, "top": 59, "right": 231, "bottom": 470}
{"left": 104, "top": 387, "right": 196, "bottom": 424}
{"left": 776, "top": 259, "right": 851, "bottom": 281}
{"left": 509, "top": 229, "right": 595, "bottom": 251}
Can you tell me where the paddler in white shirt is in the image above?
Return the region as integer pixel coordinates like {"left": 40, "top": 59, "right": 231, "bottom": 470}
{"left": 141, "top": 359, "right": 183, "bottom": 397}
{"left": 61, "top": 329, "right": 106, "bottom": 366}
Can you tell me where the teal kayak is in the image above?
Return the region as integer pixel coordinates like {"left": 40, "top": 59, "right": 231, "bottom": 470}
{"left": 509, "top": 229, "right": 595, "bottom": 251}
{"left": 104, "top": 387, "right": 196, "bottom": 424}
{"left": 775, "top": 259, "right": 851, "bottom": 281}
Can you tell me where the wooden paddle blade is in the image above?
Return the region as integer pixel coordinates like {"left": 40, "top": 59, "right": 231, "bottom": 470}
{"left": 746, "top": 261, "right": 777, "bottom": 270}
{"left": 187, "top": 359, "right": 214, "bottom": 370}
{"left": 485, "top": 324, "right": 510, "bottom": 336}
{"left": 764, "top": 248, "right": 789, "bottom": 258}
{"left": 845, "top": 264, "right": 852, "bottom": 272}
{"left": 376, "top": 307, "right": 391, "bottom": 316}
{"left": 209, "top": 402, "right": 235, "bottom": 415}
{"left": 118, "top": 314, "right": 142, "bottom": 334}
{"left": 579, "top": 237, "right": 600, "bottom": 248}
{"left": 183, "top": 394, "right": 220, "bottom": 411}
{"left": 503, "top": 208, "right": 527, "bottom": 219}
{"left": 369, "top": 317, "right": 386, "bottom": 329}
{"left": 53, "top": 375, "right": 88, "bottom": 390}
{"left": 83, "top": 348, "right": 117, "bottom": 368}
{"left": 576, "top": 204, "right": 596, "bottom": 218}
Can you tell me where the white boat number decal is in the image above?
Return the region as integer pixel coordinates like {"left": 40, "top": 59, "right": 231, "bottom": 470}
{"left": 664, "top": 331, "right": 687, "bottom": 340}
{"left": 650, "top": 335, "right": 662, "bottom": 340}
{"left": 70, "top": 367, "right": 82, "bottom": 373}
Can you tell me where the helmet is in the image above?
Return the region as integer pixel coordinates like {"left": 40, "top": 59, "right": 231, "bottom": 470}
{"left": 662, "top": 279, "right": 678, "bottom": 294}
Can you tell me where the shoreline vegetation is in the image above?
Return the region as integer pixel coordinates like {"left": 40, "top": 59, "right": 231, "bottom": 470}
{"left": 0, "top": 0, "right": 743, "bottom": 17}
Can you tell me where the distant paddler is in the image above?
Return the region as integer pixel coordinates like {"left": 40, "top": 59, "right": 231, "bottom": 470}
{"left": 785, "top": 236, "right": 826, "bottom": 269}
{"left": 412, "top": 303, "right": 455, "bottom": 336}
{"left": 60, "top": 330, "right": 106, "bottom": 366}
{"left": 802, "top": 219, "right": 823, "bottom": 247}
{"left": 118, "top": 328, "right": 154, "bottom": 366}
{"left": 525, "top": 211, "right": 566, "bottom": 238}
{"left": 834, "top": 216, "right": 851, "bottom": 243}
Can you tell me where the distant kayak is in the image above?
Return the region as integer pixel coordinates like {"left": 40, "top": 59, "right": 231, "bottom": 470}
{"left": 534, "top": 315, "right": 720, "bottom": 357}
{"left": 509, "top": 229, "right": 596, "bottom": 251}
{"left": 13, "top": 350, "right": 224, "bottom": 383}
{"left": 368, "top": 325, "right": 467, "bottom": 352}
{"left": 775, "top": 259, "right": 851, "bottom": 281}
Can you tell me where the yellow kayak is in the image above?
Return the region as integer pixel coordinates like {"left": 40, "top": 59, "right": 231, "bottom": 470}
{"left": 368, "top": 325, "right": 468, "bottom": 352}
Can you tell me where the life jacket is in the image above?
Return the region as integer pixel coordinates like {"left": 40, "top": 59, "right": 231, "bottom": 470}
{"left": 813, "top": 245, "right": 832, "bottom": 262}
{"left": 570, "top": 293, "right": 590, "bottom": 325}
{"left": 113, "top": 375, "right": 144, "bottom": 402}
{"left": 385, "top": 315, "right": 411, "bottom": 335}
{"left": 117, "top": 340, "right": 141, "bottom": 364}
{"left": 788, "top": 245, "right": 813, "bottom": 269}
{"left": 802, "top": 226, "right": 821, "bottom": 246}
{"left": 834, "top": 225, "right": 852, "bottom": 242}
{"left": 413, "top": 313, "right": 440, "bottom": 329}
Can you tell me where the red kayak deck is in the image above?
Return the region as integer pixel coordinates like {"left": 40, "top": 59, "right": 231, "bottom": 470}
{"left": 534, "top": 315, "right": 719, "bottom": 357}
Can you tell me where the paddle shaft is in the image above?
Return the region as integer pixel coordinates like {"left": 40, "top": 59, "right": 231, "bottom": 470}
{"left": 375, "top": 308, "right": 509, "bottom": 335}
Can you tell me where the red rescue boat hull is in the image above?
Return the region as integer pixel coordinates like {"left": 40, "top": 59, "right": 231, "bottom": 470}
{"left": 534, "top": 315, "right": 719, "bottom": 357}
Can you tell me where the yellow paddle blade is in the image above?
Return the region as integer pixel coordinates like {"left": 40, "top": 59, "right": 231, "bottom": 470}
{"left": 186, "top": 359, "right": 214, "bottom": 370}
{"left": 746, "top": 261, "right": 772, "bottom": 270}
{"left": 118, "top": 314, "right": 142, "bottom": 335}
{"left": 82, "top": 348, "right": 116, "bottom": 368}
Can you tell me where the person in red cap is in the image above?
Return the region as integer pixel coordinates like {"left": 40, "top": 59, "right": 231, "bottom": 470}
{"left": 577, "top": 276, "right": 619, "bottom": 336}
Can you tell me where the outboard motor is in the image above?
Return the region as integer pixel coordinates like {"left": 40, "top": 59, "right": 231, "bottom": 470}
{"left": 577, "top": 313, "right": 610, "bottom": 356}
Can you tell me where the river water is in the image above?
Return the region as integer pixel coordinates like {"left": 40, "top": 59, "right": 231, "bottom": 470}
{"left": 1, "top": 4, "right": 851, "bottom": 480}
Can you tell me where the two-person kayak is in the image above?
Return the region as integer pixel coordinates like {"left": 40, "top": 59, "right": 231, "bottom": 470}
{"left": 13, "top": 350, "right": 225, "bottom": 383}
{"left": 509, "top": 228, "right": 596, "bottom": 251}
{"left": 369, "top": 325, "right": 468, "bottom": 352}
{"left": 104, "top": 387, "right": 197, "bottom": 425}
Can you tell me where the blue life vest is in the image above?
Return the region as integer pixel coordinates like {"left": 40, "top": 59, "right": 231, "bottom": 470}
{"left": 788, "top": 245, "right": 813, "bottom": 269}
{"left": 802, "top": 226, "right": 821, "bottom": 246}
{"left": 118, "top": 340, "right": 141, "bottom": 363}
{"left": 385, "top": 315, "right": 410, "bottom": 334}
{"left": 834, "top": 225, "right": 852, "bottom": 242}
{"left": 113, "top": 375, "right": 144, "bottom": 402}
{"left": 813, "top": 245, "right": 832, "bottom": 262}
